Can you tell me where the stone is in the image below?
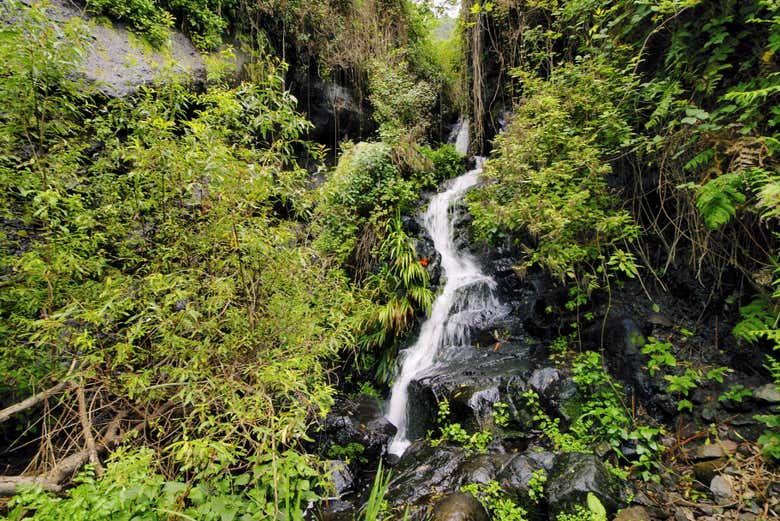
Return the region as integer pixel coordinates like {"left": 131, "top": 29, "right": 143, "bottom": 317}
{"left": 613, "top": 506, "right": 651, "bottom": 521}
{"left": 36, "top": 0, "right": 207, "bottom": 98}
{"left": 385, "top": 442, "right": 468, "bottom": 510}
{"left": 529, "top": 367, "right": 560, "bottom": 394}
{"left": 754, "top": 383, "right": 780, "bottom": 404}
{"left": 431, "top": 493, "right": 489, "bottom": 521}
{"left": 693, "top": 458, "right": 727, "bottom": 484}
{"left": 710, "top": 475, "right": 736, "bottom": 505}
{"left": 647, "top": 313, "right": 674, "bottom": 328}
{"left": 545, "top": 453, "right": 621, "bottom": 517}
{"left": 695, "top": 443, "right": 727, "bottom": 460}
{"left": 694, "top": 440, "right": 736, "bottom": 460}
{"left": 327, "top": 460, "right": 354, "bottom": 497}
{"left": 321, "top": 395, "right": 397, "bottom": 460}
{"left": 674, "top": 507, "right": 695, "bottom": 521}
{"left": 495, "top": 451, "right": 555, "bottom": 501}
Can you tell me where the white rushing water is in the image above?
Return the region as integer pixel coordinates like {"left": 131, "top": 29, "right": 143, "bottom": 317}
{"left": 452, "top": 118, "right": 470, "bottom": 156}
{"left": 385, "top": 158, "right": 502, "bottom": 456}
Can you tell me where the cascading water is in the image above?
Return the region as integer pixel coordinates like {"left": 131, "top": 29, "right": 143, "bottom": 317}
{"left": 385, "top": 157, "right": 505, "bottom": 457}
{"left": 449, "top": 117, "right": 470, "bottom": 156}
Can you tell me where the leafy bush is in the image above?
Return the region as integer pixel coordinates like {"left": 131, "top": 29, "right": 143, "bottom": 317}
{"left": 0, "top": 4, "right": 363, "bottom": 516}
{"left": 86, "top": 0, "right": 174, "bottom": 47}
{"left": 468, "top": 59, "right": 640, "bottom": 288}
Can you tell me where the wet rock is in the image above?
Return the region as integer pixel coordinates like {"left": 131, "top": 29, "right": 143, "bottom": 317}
{"left": 710, "top": 475, "right": 735, "bottom": 505}
{"left": 614, "top": 506, "right": 651, "bottom": 521}
{"left": 385, "top": 442, "right": 468, "bottom": 510}
{"left": 327, "top": 461, "right": 354, "bottom": 497}
{"left": 533, "top": 370, "right": 579, "bottom": 423}
{"left": 495, "top": 451, "right": 555, "bottom": 501}
{"left": 545, "top": 453, "right": 620, "bottom": 517}
{"left": 411, "top": 343, "right": 534, "bottom": 433}
{"left": 456, "top": 453, "right": 512, "bottom": 486}
{"left": 321, "top": 395, "right": 396, "bottom": 460}
{"left": 431, "top": 493, "right": 489, "bottom": 521}
{"left": 754, "top": 383, "right": 780, "bottom": 404}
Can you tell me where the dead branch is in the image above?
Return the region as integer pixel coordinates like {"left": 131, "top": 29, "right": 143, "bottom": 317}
{"left": 0, "top": 400, "right": 175, "bottom": 497}
{"left": 76, "top": 385, "right": 104, "bottom": 476}
{"left": 0, "top": 476, "right": 61, "bottom": 496}
{"left": 0, "top": 380, "right": 75, "bottom": 425}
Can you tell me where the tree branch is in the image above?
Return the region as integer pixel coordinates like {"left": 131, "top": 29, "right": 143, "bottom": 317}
{"left": 0, "top": 380, "right": 75, "bottom": 425}
{"left": 76, "top": 385, "right": 104, "bottom": 476}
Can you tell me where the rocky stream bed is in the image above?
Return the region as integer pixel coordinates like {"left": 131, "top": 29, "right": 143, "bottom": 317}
{"left": 309, "top": 175, "right": 780, "bottom": 521}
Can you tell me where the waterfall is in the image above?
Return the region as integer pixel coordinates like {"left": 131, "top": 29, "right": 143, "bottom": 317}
{"left": 385, "top": 158, "right": 503, "bottom": 457}
{"left": 449, "top": 117, "right": 470, "bottom": 156}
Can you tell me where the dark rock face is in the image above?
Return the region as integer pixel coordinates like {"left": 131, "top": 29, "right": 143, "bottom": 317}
{"left": 545, "top": 453, "right": 620, "bottom": 518}
{"left": 321, "top": 395, "right": 397, "bottom": 460}
{"left": 431, "top": 493, "right": 489, "bottom": 521}
{"left": 293, "top": 75, "right": 373, "bottom": 147}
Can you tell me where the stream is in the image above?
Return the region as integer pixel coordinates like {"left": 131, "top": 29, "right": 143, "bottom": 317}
{"left": 385, "top": 156, "right": 508, "bottom": 457}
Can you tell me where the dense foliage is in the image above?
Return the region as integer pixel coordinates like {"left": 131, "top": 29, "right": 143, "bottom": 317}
{"left": 464, "top": 0, "right": 780, "bottom": 461}
{"left": 0, "top": 0, "right": 465, "bottom": 516}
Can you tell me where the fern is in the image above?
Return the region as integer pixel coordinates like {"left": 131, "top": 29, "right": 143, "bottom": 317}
{"left": 695, "top": 172, "right": 746, "bottom": 229}
{"left": 683, "top": 148, "right": 715, "bottom": 172}
{"left": 733, "top": 297, "right": 780, "bottom": 342}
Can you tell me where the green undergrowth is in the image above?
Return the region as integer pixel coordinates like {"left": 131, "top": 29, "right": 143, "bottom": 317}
{"left": 464, "top": 0, "right": 780, "bottom": 460}
{"left": 0, "top": 2, "right": 382, "bottom": 518}
{"left": 0, "top": 0, "right": 465, "bottom": 517}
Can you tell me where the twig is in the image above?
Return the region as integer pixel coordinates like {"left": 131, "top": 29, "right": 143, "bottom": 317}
{"left": 76, "top": 384, "right": 104, "bottom": 476}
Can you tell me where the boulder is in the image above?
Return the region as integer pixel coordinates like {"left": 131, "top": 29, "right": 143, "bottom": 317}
{"left": 411, "top": 342, "right": 534, "bottom": 434}
{"left": 321, "top": 395, "right": 396, "bottom": 460}
{"left": 25, "top": 0, "right": 207, "bottom": 97}
{"left": 544, "top": 453, "right": 620, "bottom": 518}
{"left": 327, "top": 460, "right": 354, "bottom": 498}
{"left": 431, "top": 493, "right": 489, "bottom": 521}
{"left": 528, "top": 367, "right": 579, "bottom": 423}
{"left": 385, "top": 441, "right": 468, "bottom": 510}
{"left": 495, "top": 451, "right": 555, "bottom": 501}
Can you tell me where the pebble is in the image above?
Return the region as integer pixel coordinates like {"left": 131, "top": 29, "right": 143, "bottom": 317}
{"left": 613, "top": 506, "right": 651, "bottom": 521}
{"left": 674, "top": 507, "right": 695, "bottom": 521}
{"left": 710, "top": 475, "right": 736, "bottom": 505}
{"left": 754, "top": 383, "right": 780, "bottom": 404}
{"left": 694, "top": 442, "right": 730, "bottom": 460}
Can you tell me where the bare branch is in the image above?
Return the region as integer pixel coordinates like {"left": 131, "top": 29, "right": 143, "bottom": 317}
{"left": 0, "top": 380, "right": 75, "bottom": 425}
{"left": 76, "top": 385, "right": 104, "bottom": 476}
{"left": 0, "top": 476, "right": 61, "bottom": 496}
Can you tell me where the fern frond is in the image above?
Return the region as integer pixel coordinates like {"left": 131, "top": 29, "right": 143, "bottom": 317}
{"left": 696, "top": 172, "right": 746, "bottom": 229}
{"left": 683, "top": 148, "right": 715, "bottom": 173}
